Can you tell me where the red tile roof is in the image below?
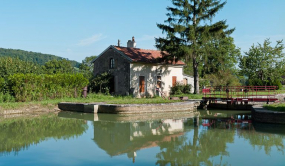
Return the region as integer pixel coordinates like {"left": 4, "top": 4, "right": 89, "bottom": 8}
{"left": 114, "top": 46, "right": 185, "bottom": 65}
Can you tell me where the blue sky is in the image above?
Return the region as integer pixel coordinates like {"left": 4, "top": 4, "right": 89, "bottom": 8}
{"left": 1, "top": 0, "right": 284, "bottom": 62}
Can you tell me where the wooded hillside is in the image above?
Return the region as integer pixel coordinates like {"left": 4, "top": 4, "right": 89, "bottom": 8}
{"left": 0, "top": 48, "right": 80, "bottom": 67}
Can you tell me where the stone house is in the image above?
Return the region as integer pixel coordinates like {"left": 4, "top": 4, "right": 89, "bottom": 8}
{"left": 92, "top": 37, "right": 193, "bottom": 97}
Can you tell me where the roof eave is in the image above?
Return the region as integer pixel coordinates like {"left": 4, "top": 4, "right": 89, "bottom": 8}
{"left": 91, "top": 45, "right": 133, "bottom": 63}
{"left": 131, "top": 61, "right": 186, "bottom": 66}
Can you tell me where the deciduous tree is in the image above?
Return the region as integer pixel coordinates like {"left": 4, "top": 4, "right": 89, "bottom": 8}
{"left": 79, "top": 55, "right": 97, "bottom": 79}
{"left": 42, "top": 59, "right": 75, "bottom": 74}
{"left": 239, "top": 39, "right": 284, "bottom": 86}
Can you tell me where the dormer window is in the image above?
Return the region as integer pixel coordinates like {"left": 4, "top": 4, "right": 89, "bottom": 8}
{"left": 110, "top": 58, "right": 115, "bottom": 69}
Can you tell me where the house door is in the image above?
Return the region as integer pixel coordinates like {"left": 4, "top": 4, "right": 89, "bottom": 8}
{"left": 114, "top": 76, "right": 118, "bottom": 93}
{"left": 110, "top": 76, "right": 115, "bottom": 94}
{"left": 139, "top": 76, "right": 145, "bottom": 93}
{"left": 172, "top": 76, "right": 177, "bottom": 87}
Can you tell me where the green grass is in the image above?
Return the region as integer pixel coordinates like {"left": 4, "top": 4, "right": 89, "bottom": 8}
{"left": 171, "top": 93, "right": 203, "bottom": 99}
{"left": 0, "top": 93, "right": 203, "bottom": 110}
{"left": 264, "top": 103, "right": 285, "bottom": 112}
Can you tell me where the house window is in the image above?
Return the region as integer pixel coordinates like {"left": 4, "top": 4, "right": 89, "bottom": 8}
{"left": 110, "top": 58, "right": 115, "bottom": 69}
{"left": 139, "top": 76, "right": 145, "bottom": 93}
{"left": 172, "top": 76, "right": 177, "bottom": 87}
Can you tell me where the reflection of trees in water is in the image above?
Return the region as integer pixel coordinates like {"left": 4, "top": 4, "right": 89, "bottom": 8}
{"left": 155, "top": 118, "right": 285, "bottom": 166}
{"left": 156, "top": 119, "right": 235, "bottom": 166}
{"left": 0, "top": 114, "right": 88, "bottom": 156}
{"left": 237, "top": 127, "right": 285, "bottom": 155}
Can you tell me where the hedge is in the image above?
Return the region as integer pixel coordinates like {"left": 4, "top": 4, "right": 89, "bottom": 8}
{"left": 8, "top": 73, "right": 89, "bottom": 101}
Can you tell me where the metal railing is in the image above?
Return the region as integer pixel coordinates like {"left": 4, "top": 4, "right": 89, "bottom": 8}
{"left": 202, "top": 86, "right": 278, "bottom": 103}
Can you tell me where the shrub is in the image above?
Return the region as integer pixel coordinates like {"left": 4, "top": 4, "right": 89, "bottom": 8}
{"left": 248, "top": 78, "right": 263, "bottom": 86}
{"left": 0, "top": 77, "right": 5, "bottom": 92}
{"left": 170, "top": 82, "right": 192, "bottom": 95}
{"left": 0, "top": 92, "right": 15, "bottom": 102}
{"left": 8, "top": 73, "right": 89, "bottom": 102}
{"left": 248, "top": 78, "right": 282, "bottom": 90}
{"left": 89, "top": 72, "right": 113, "bottom": 94}
{"left": 267, "top": 79, "right": 282, "bottom": 90}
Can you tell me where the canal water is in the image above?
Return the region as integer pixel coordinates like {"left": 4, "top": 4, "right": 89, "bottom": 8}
{"left": 0, "top": 110, "right": 285, "bottom": 166}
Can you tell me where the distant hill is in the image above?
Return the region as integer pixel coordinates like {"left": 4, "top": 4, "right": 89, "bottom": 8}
{"left": 0, "top": 48, "right": 80, "bottom": 67}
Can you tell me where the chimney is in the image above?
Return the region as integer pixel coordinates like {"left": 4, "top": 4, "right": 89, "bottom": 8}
{"left": 118, "top": 39, "right": 120, "bottom": 47}
{"left": 127, "top": 36, "right": 136, "bottom": 48}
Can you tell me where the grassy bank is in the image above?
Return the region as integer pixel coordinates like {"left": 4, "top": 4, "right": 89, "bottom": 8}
{"left": 0, "top": 93, "right": 203, "bottom": 110}
{"left": 171, "top": 94, "right": 203, "bottom": 99}
{"left": 264, "top": 103, "right": 285, "bottom": 112}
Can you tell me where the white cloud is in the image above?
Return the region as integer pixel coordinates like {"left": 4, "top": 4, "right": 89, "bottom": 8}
{"left": 77, "top": 34, "right": 107, "bottom": 46}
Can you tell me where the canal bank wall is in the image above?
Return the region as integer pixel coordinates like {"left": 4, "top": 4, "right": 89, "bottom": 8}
{"left": 58, "top": 101, "right": 200, "bottom": 114}
{"left": 0, "top": 105, "right": 59, "bottom": 116}
{"left": 206, "top": 103, "right": 253, "bottom": 110}
{"left": 252, "top": 105, "right": 285, "bottom": 124}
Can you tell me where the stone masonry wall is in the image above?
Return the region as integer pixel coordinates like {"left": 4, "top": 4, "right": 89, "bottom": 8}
{"left": 98, "top": 101, "right": 200, "bottom": 114}
{"left": 93, "top": 47, "right": 130, "bottom": 95}
{"left": 252, "top": 105, "right": 285, "bottom": 124}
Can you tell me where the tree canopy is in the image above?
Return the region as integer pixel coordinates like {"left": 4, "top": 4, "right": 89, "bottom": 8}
{"left": 42, "top": 59, "right": 75, "bottom": 74}
{"left": 0, "top": 47, "right": 80, "bottom": 67}
{"left": 0, "top": 57, "right": 43, "bottom": 78}
{"left": 239, "top": 39, "right": 284, "bottom": 87}
{"left": 79, "top": 55, "right": 97, "bottom": 79}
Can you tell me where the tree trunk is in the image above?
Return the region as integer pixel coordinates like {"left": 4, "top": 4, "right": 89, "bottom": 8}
{"left": 193, "top": 57, "right": 200, "bottom": 94}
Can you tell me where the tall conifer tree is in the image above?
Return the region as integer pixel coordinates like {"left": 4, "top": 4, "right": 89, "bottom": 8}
{"left": 156, "top": 0, "right": 234, "bottom": 94}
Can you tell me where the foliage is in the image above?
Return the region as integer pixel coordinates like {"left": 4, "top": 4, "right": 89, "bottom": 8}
{"left": 0, "top": 92, "right": 15, "bottom": 103}
{"left": 239, "top": 39, "right": 285, "bottom": 86}
{"left": 8, "top": 73, "right": 89, "bottom": 101}
{"left": 79, "top": 55, "right": 97, "bottom": 79}
{"left": 0, "top": 77, "right": 5, "bottom": 92}
{"left": 266, "top": 79, "right": 282, "bottom": 90}
{"left": 0, "top": 57, "right": 44, "bottom": 93}
{"left": 201, "top": 37, "right": 240, "bottom": 77}
{"left": 0, "top": 57, "right": 43, "bottom": 78}
{"left": 0, "top": 47, "right": 80, "bottom": 67}
{"left": 199, "top": 79, "right": 211, "bottom": 89}
{"left": 89, "top": 72, "right": 113, "bottom": 94}
{"left": 248, "top": 78, "right": 263, "bottom": 86}
{"left": 156, "top": 0, "right": 234, "bottom": 94}
{"left": 42, "top": 59, "right": 75, "bottom": 74}
{"left": 205, "top": 71, "right": 242, "bottom": 87}
{"left": 170, "top": 82, "right": 192, "bottom": 95}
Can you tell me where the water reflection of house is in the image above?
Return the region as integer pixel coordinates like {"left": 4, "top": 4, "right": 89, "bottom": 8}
{"left": 131, "top": 119, "right": 184, "bottom": 140}
{"left": 93, "top": 119, "right": 184, "bottom": 158}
